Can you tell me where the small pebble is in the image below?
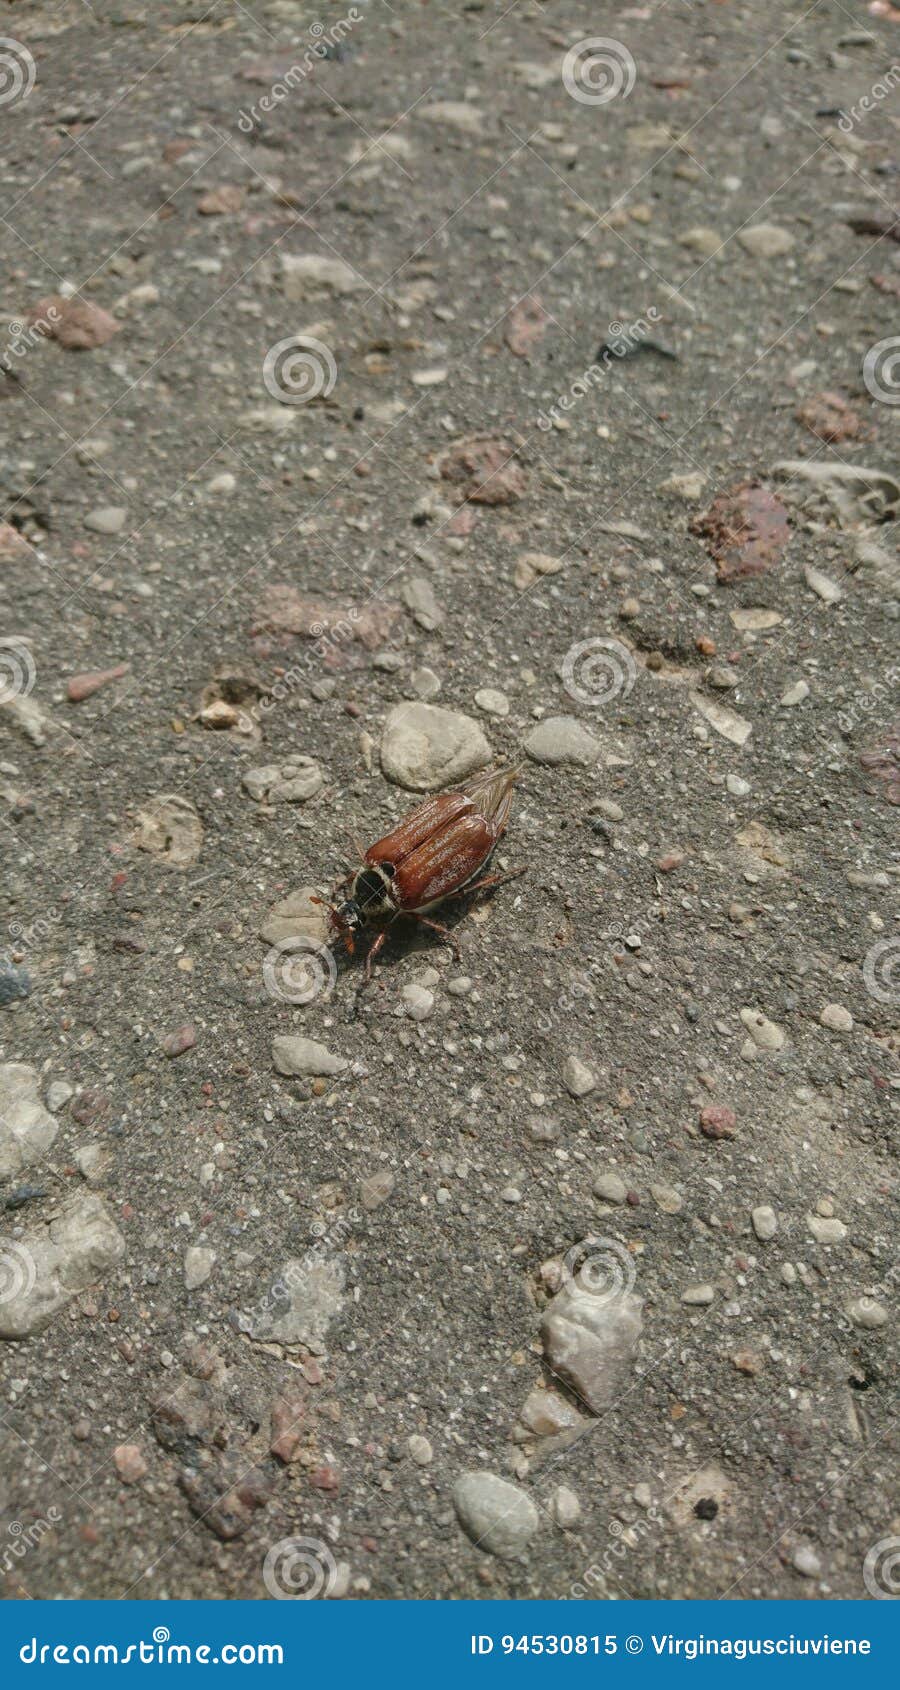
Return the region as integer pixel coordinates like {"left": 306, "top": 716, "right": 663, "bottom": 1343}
{"left": 752, "top": 1204, "right": 778, "bottom": 1241}
{"left": 820, "top": 1003, "right": 853, "bottom": 1032}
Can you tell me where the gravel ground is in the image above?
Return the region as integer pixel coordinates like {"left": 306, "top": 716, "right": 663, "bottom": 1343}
{"left": 0, "top": 0, "right": 897, "bottom": 1604}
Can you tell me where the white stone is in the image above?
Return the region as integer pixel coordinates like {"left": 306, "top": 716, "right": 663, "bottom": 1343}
{"left": 752, "top": 1205, "right": 778, "bottom": 1241}
{"left": 525, "top": 717, "right": 601, "bottom": 767}
{"left": 184, "top": 1246, "right": 216, "bottom": 1290}
{"left": 380, "top": 702, "right": 490, "bottom": 792}
{"left": 563, "top": 1055, "right": 596, "bottom": 1098}
{"left": 0, "top": 1064, "right": 58, "bottom": 1180}
{"left": 820, "top": 1003, "right": 853, "bottom": 1032}
{"left": 452, "top": 1471, "right": 538, "bottom": 1558}
{"left": 272, "top": 1036, "right": 348, "bottom": 1078}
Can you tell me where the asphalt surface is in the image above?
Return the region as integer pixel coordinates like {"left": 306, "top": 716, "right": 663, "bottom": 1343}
{"left": 0, "top": 0, "right": 897, "bottom": 1603}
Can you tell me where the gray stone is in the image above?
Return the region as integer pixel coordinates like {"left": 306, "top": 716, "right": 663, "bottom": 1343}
{"left": 272, "top": 1036, "right": 348, "bottom": 1078}
{"left": 242, "top": 757, "right": 322, "bottom": 804}
{"left": 0, "top": 1194, "right": 125, "bottom": 1339}
{"left": 474, "top": 688, "right": 509, "bottom": 717}
{"left": 407, "top": 1434, "right": 433, "bottom": 1465}
{"left": 248, "top": 1256, "right": 346, "bottom": 1351}
{"left": 541, "top": 1282, "right": 643, "bottom": 1413}
{"left": 563, "top": 1055, "right": 596, "bottom": 1098}
{"left": 184, "top": 1246, "right": 216, "bottom": 1290}
{"left": 807, "top": 1214, "right": 847, "bottom": 1244}
{"left": 752, "top": 1204, "right": 778, "bottom": 1241}
{"left": 551, "top": 1484, "right": 581, "bottom": 1528}
{"left": 281, "top": 252, "right": 365, "bottom": 299}
{"left": 846, "top": 1297, "right": 887, "bottom": 1330}
{"left": 593, "top": 1171, "right": 628, "bottom": 1205}
{"left": 524, "top": 716, "right": 601, "bottom": 767}
{"left": 682, "top": 1283, "right": 715, "bottom": 1305}
{"left": 738, "top": 223, "right": 795, "bottom": 258}
{"left": 0, "top": 1063, "right": 58, "bottom": 1181}
{"left": 740, "top": 1008, "right": 786, "bottom": 1051}
{"left": 258, "top": 887, "right": 327, "bottom": 947}
{"left": 820, "top": 1003, "right": 853, "bottom": 1032}
{"left": 401, "top": 983, "right": 434, "bottom": 1021}
{"left": 401, "top": 574, "right": 443, "bottom": 631}
{"left": 520, "top": 1386, "right": 586, "bottom": 1438}
{"left": 452, "top": 1471, "right": 539, "bottom": 1558}
{"left": 380, "top": 702, "right": 490, "bottom": 792}
{"left": 84, "top": 505, "right": 128, "bottom": 534}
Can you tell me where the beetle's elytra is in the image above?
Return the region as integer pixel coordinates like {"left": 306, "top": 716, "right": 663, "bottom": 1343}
{"left": 323, "top": 764, "right": 523, "bottom": 981}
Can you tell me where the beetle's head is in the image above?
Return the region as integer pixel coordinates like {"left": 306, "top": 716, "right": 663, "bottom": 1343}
{"left": 334, "top": 896, "right": 363, "bottom": 935}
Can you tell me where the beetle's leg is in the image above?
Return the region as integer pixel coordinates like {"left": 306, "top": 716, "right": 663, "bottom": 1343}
{"left": 412, "top": 914, "right": 462, "bottom": 961}
{"left": 362, "top": 928, "right": 388, "bottom": 984}
{"left": 464, "top": 867, "right": 526, "bottom": 896}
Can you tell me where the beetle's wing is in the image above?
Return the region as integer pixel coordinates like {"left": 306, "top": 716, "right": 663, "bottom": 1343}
{"left": 459, "top": 764, "right": 521, "bottom": 835}
{"left": 394, "top": 814, "right": 494, "bottom": 911}
{"left": 365, "top": 792, "right": 473, "bottom": 869}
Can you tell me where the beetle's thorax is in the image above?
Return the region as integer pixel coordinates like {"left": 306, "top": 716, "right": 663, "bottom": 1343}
{"left": 348, "top": 862, "right": 397, "bottom": 924}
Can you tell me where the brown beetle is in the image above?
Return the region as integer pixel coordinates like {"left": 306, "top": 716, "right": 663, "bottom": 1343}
{"left": 323, "top": 765, "right": 523, "bottom": 981}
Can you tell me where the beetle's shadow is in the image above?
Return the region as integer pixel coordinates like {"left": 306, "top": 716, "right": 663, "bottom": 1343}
{"left": 335, "top": 899, "right": 479, "bottom": 1020}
